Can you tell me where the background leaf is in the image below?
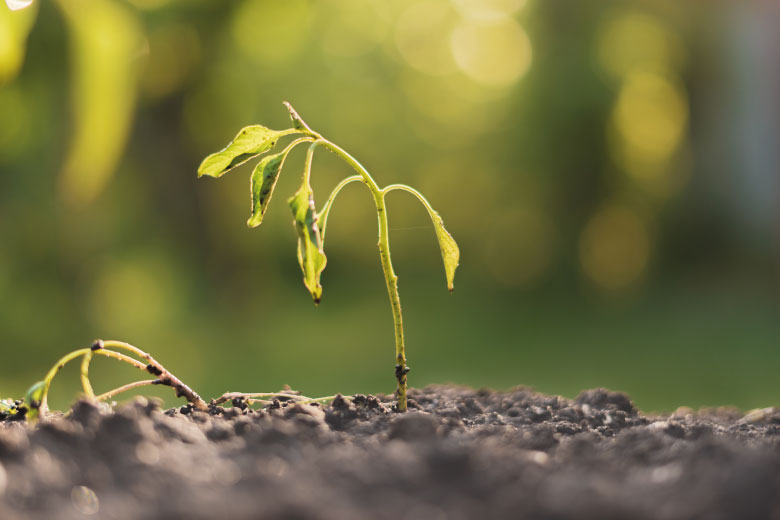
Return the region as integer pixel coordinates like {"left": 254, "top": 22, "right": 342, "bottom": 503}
{"left": 288, "top": 183, "right": 327, "bottom": 304}
{"left": 56, "top": 0, "right": 143, "bottom": 205}
{"left": 0, "top": 0, "right": 38, "bottom": 84}
{"left": 198, "top": 125, "right": 285, "bottom": 178}
{"left": 247, "top": 151, "right": 286, "bottom": 228}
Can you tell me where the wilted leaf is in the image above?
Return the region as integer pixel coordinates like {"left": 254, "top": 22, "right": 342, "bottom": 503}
{"left": 198, "top": 125, "right": 285, "bottom": 178}
{"left": 247, "top": 151, "right": 286, "bottom": 228}
{"left": 288, "top": 182, "right": 327, "bottom": 304}
{"left": 431, "top": 212, "right": 459, "bottom": 292}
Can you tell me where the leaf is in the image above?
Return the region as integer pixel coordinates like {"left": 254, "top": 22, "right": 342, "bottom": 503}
{"left": 247, "top": 151, "right": 286, "bottom": 228}
{"left": 24, "top": 380, "right": 45, "bottom": 419}
{"left": 198, "top": 125, "right": 284, "bottom": 178}
{"left": 288, "top": 182, "right": 327, "bottom": 304}
{"left": 431, "top": 212, "right": 459, "bottom": 292}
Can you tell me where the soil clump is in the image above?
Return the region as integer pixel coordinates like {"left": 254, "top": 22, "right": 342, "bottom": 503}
{"left": 0, "top": 385, "right": 778, "bottom": 519}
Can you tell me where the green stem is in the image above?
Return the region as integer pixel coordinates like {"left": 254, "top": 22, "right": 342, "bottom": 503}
{"left": 80, "top": 351, "right": 95, "bottom": 400}
{"left": 319, "top": 175, "right": 364, "bottom": 240}
{"left": 95, "top": 379, "right": 159, "bottom": 403}
{"left": 38, "top": 347, "right": 148, "bottom": 416}
{"left": 309, "top": 138, "right": 409, "bottom": 411}
{"left": 102, "top": 340, "right": 208, "bottom": 410}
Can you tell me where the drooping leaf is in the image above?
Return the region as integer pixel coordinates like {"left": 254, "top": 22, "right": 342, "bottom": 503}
{"left": 431, "top": 212, "right": 459, "bottom": 292}
{"left": 247, "top": 151, "right": 286, "bottom": 228}
{"left": 198, "top": 125, "right": 285, "bottom": 178}
{"left": 288, "top": 182, "right": 327, "bottom": 304}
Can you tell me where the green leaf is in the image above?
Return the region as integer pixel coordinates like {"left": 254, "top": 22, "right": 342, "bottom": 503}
{"left": 288, "top": 182, "right": 327, "bottom": 304}
{"left": 24, "top": 380, "right": 45, "bottom": 419}
{"left": 198, "top": 125, "right": 284, "bottom": 178}
{"left": 432, "top": 212, "right": 459, "bottom": 292}
{"left": 247, "top": 151, "right": 286, "bottom": 228}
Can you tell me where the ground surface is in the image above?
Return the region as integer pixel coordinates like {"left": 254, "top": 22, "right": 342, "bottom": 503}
{"left": 0, "top": 385, "right": 779, "bottom": 520}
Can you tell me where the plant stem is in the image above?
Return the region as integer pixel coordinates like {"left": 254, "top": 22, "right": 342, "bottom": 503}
{"left": 96, "top": 379, "right": 158, "bottom": 402}
{"left": 80, "top": 351, "right": 95, "bottom": 400}
{"left": 102, "top": 340, "right": 208, "bottom": 410}
{"left": 312, "top": 138, "right": 409, "bottom": 411}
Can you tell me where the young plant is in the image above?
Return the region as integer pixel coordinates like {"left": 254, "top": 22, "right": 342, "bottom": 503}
{"left": 21, "top": 339, "right": 208, "bottom": 421}
{"left": 198, "top": 102, "right": 459, "bottom": 412}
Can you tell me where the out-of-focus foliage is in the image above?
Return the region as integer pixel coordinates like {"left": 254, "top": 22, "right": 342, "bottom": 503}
{"left": 0, "top": 0, "right": 778, "bottom": 412}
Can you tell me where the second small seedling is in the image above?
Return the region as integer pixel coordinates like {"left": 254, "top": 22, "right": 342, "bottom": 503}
{"left": 198, "top": 102, "right": 459, "bottom": 411}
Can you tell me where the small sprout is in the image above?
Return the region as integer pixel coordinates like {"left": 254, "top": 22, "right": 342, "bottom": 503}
{"left": 199, "top": 102, "right": 460, "bottom": 411}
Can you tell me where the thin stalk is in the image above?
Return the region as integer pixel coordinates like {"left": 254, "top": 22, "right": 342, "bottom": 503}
{"left": 38, "top": 347, "right": 148, "bottom": 416}
{"left": 80, "top": 351, "right": 95, "bottom": 400}
{"left": 96, "top": 379, "right": 158, "bottom": 402}
{"left": 102, "top": 340, "right": 208, "bottom": 410}
{"left": 319, "top": 175, "right": 364, "bottom": 240}
{"left": 309, "top": 137, "right": 409, "bottom": 411}
{"left": 213, "top": 391, "right": 314, "bottom": 405}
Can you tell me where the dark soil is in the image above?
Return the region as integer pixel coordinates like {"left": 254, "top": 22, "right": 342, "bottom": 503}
{"left": 1, "top": 385, "right": 779, "bottom": 520}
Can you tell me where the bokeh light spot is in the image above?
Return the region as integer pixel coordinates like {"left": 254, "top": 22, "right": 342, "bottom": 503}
{"left": 597, "top": 10, "right": 685, "bottom": 79}
{"left": 580, "top": 206, "right": 651, "bottom": 291}
{"left": 395, "top": 0, "right": 458, "bottom": 76}
{"left": 450, "top": 18, "right": 532, "bottom": 87}
{"left": 70, "top": 485, "right": 99, "bottom": 516}
{"left": 612, "top": 71, "right": 687, "bottom": 165}
{"left": 450, "top": 0, "right": 526, "bottom": 23}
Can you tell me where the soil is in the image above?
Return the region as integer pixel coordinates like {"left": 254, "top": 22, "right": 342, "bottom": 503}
{"left": 0, "top": 385, "right": 779, "bottom": 520}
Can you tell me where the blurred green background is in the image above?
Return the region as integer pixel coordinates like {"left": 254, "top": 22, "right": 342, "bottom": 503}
{"left": 1, "top": 0, "right": 778, "bottom": 412}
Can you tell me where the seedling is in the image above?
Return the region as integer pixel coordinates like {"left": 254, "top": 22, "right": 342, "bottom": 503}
{"left": 198, "top": 102, "right": 459, "bottom": 411}
{"left": 21, "top": 339, "right": 209, "bottom": 421}
{"left": 12, "top": 337, "right": 349, "bottom": 422}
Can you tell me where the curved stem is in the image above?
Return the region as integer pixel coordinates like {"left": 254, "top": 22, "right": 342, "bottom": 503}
{"left": 39, "top": 348, "right": 91, "bottom": 415}
{"left": 38, "top": 346, "right": 147, "bottom": 416}
{"left": 314, "top": 139, "right": 381, "bottom": 192}
{"left": 102, "top": 340, "right": 208, "bottom": 410}
{"left": 319, "top": 175, "right": 365, "bottom": 241}
{"left": 80, "top": 351, "right": 95, "bottom": 400}
{"left": 96, "top": 380, "right": 158, "bottom": 403}
{"left": 382, "top": 184, "right": 439, "bottom": 219}
{"left": 310, "top": 138, "right": 408, "bottom": 411}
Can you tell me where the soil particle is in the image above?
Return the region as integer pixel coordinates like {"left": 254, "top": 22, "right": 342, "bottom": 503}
{"left": 1, "top": 385, "right": 779, "bottom": 520}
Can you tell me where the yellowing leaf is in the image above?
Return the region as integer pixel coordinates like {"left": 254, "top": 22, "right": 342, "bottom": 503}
{"left": 432, "top": 212, "right": 459, "bottom": 292}
{"left": 288, "top": 182, "right": 327, "bottom": 304}
{"left": 247, "top": 151, "right": 286, "bottom": 228}
{"left": 198, "top": 125, "right": 284, "bottom": 178}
